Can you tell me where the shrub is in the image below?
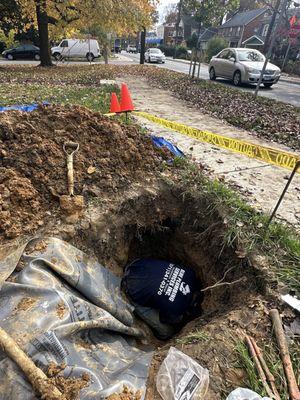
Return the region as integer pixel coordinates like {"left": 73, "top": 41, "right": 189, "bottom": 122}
{"left": 186, "top": 33, "right": 198, "bottom": 49}
{"left": 158, "top": 45, "right": 188, "bottom": 58}
{"left": 206, "top": 36, "right": 228, "bottom": 61}
{"left": 158, "top": 45, "right": 175, "bottom": 57}
{"left": 175, "top": 46, "right": 188, "bottom": 58}
{"left": 284, "top": 60, "right": 300, "bottom": 76}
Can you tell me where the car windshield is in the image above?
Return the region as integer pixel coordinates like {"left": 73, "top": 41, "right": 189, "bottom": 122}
{"left": 150, "top": 49, "right": 161, "bottom": 54}
{"left": 237, "top": 50, "right": 265, "bottom": 62}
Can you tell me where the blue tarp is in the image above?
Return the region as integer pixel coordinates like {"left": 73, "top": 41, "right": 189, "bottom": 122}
{"left": 0, "top": 103, "right": 48, "bottom": 113}
{"left": 152, "top": 136, "right": 184, "bottom": 157}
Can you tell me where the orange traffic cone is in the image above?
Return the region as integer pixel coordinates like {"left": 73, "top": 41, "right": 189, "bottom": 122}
{"left": 120, "top": 83, "right": 134, "bottom": 112}
{"left": 110, "top": 92, "right": 121, "bottom": 113}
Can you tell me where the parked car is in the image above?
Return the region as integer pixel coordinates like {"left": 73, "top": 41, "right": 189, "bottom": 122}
{"left": 145, "top": 48, "right": 166, "bottom": 64}
{"left": 2, "top": 44, "right": 40, "bottom": 60}
{"left": 127, "top": 45, "right": 137, "bottom": 53}
{"left": 209, "top": 48, "right": 281, "bottom": 88}
{"left": 51, "top": 39, "right": 100, "bottom": 61}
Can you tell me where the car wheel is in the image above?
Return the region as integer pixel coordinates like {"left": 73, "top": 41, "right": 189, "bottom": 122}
{"left": 209, "top": 67, "right": 216, "bottom": 80}
{"left": 34, "top": 54, "right": 40, "bottom": 61}
{"left": 6, "top": 54, "right": 14, "bottom": 61}
{"left": 86, "top": 52, "right": 94, "bottom": 62}
{"left": 263, "top": 83, "right": 273, "bottom": 88}
{"left": 233, "top": 70, "right": 242, "bottom": 86}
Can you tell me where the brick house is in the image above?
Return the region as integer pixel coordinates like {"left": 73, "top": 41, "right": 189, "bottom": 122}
{"left": 218, "top": 8, "right": 270, "bottom": 47}
{"left": 243, "top": 7, "right": 300, "bottom": 55}
{"left": 162, "top": 15, "right": 199, "bottom": 46}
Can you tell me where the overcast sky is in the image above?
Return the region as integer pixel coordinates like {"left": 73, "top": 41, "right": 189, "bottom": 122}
{"left": 157, "top": 0, "right": 177, "bottom": 22}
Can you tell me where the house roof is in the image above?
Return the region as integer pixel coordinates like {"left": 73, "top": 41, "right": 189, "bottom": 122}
{"left": 242, "top": 34, "right": 265, "bottom": 45}
{"left": 198, "top": 27, "right": 218, "bottom": 42}
{"left": 220, "top": 8, "right": 268, "bottom": 28}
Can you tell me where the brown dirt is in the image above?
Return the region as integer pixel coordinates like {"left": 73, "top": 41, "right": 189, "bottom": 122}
{"left": 46, "top": 362, "right": 90, "bottom": 400}
{"left": 14, "top": 297, "right": 37, "bottom": 312}
{"left": 106, "top": 386, "right": 142, "bottom": 400}
{"left": 68, "top": 179, "right": 298, "bottom": 400}
{"left": 56, "top": 301, "right": 66, "bottom": 319}
{"left": 0, "top": 104, "right": 169, "bottom": 241}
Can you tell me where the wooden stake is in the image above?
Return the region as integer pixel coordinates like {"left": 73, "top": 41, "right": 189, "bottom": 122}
{"left": 245, "top": 335, "right": 275, "bottom": 399}
{"left": 249, "top": 336, "right": 280, "bottom": 400}
{"left": 0, "top": 327, "right": 64, "bottom": 399}
{"left": 270, "top": 309, "right": 300, "bottom": 400}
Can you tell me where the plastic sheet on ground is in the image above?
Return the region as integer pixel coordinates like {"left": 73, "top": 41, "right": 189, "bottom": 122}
{"left": 226, "top": 388, "right": 272, "bottom": 400}
{"left": 152, "top": 136, "right": 184, "bottom": 157}
{"left": 0, "top": 103, "right": 48, "bottom": 113}
{"left": 156, "top": 347, "right": 209, "bottom": 400}
{"left": 0, "top": 237, "right": 152, "bottom": 399}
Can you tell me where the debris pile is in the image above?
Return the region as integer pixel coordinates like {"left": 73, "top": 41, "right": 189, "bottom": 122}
{"left": 0, "top": 105, "right": 169, "bottom": 240}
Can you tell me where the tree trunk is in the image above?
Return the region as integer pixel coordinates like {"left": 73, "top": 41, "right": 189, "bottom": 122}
{"left": 103, "top": 44, "right": 109, "bottom": 64}
{"left": 263, "top": 0, "right": 281, "bottom": 54}
{"left": 36, "top": 0, "right": 53, "bottom": 67}
{"left": 140, "top": 28, "right": 146, "bottom": 64}
{"left": 174, "top": 0, "right": 183, "bottom": 59}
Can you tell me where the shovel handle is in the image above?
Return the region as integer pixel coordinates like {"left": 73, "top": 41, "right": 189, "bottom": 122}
{"left": 67, "top": 154, "right": 74, "bottom": 196}
{"left": 63, "top": 142, "right": 79, "bottom": 196}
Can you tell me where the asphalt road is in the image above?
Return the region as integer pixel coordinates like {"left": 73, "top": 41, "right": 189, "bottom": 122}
{"left": 124, "top": 52, "right": 300, "bottom": 107}
{"left": 1, "top": 55, "right": 299, "bottom": 106}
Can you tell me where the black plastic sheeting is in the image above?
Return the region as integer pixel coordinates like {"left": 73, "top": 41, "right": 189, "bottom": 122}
{"left": 0, "top": 237, "right": 152, "bottom": 399}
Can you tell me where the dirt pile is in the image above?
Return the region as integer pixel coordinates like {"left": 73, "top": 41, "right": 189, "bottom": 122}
{"left": 46, "top": 363, "right": 90, "bottom": 400}
{"left": 0, "top": 104, "right": 169, "bottom": 240}
{"left": 106, "top": 386, "right": 142, "bottom": 400}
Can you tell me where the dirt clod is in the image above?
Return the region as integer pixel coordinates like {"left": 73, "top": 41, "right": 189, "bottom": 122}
{"left": 56, "top": 301, "right": 66, "bottom": 319}
{"left": 46, "top": 362, "right": 90, "bottom": 400}
{"left": 14, "top": 297, "right": 37, "bottom": 312}
{"left": 106, "top": 385, "right": 142, "bottom": 400}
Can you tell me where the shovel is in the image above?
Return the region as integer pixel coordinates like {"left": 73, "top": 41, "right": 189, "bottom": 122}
{"left": 59, "top": 141, "right": 84, "bottom": 222}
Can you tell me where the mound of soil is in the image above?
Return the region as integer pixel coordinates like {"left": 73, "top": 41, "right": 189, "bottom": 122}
{"left": 0, "top": 105, "right": 168, "bottom": 240}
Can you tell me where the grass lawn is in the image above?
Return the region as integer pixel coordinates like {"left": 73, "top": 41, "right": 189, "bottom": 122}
{"left": 0, "top": 64, "right": 299, "bottom": 150}
{"left": 0, "top": 82, "right": 117, "bottom": 114}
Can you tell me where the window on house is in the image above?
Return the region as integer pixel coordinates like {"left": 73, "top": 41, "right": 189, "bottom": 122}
{"left": 237, "top": 26, "right": 241, "bottom": 35}
{"left": 229, "top": 27, "right": 233, "bottom": 34}
{"left": 262, "top": 24, "right": 269, "bottom": 37}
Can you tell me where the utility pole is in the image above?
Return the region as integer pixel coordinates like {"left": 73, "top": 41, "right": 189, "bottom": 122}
{"left": 254, "top": 0, "right": 288, "bottom": 98}
{"left": 140, "top": 27, "right": 146, "bottom": 64}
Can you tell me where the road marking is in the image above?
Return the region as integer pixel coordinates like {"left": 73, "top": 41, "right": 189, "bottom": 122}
{"left": 135, "top": 111, "right": 300, "bottom": 172}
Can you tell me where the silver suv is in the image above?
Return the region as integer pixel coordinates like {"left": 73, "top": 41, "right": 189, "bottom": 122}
{"left": 209, "top": 48, "right": 281, "bottom": 88}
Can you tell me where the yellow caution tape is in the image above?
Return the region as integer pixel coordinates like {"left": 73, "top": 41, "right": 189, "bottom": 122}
{"left": 135, "top": 111, "right": 300, "bottom": 172}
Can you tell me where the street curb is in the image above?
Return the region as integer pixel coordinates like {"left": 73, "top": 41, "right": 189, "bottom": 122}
{"left": 280, "top": 77, "right": 300, "bottom": 86}
{"left": 166, "top": 57, "right": 190, "bottom": 65}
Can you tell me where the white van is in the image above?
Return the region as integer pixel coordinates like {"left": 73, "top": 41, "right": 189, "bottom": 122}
{"left": 51, "top": 39, "right": 100, "bottom": 61}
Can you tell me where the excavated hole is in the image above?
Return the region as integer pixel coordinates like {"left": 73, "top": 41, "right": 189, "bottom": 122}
{"left": 79, "top": 183, "right": 264, "bottom": 337}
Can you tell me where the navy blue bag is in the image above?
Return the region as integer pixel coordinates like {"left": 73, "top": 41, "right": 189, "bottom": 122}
{"left": 122, "top": 258, "right": 202, "bottom": 328}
